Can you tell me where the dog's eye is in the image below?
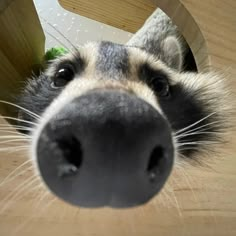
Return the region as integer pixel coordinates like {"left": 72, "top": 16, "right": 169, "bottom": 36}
{"left": 52, "top": 65, "right": 75, "bottom": 88}
{"left": 151, "top": 76, "right": 169, "bottom": 97}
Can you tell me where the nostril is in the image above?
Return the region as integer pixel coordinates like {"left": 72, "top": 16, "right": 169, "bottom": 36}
{"left": 57, "top": 135, "right": 83, "bottom": 177}
{"left": 147, "top": 146, "right": 165, "bottom": 183}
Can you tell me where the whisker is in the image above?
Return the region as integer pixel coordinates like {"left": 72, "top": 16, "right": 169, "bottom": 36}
{"left": 0, "top": 175, "right": 39, "bottom": 215}
{"left": 178, "top": 147, "right": 203, "bottom": 152}
{"left": 162, "top": 186, "right": 179, "bottom": 210}
{"left": 41, "top": 17, "right": 77, "bottom": 51}
{"left": 28, "top": 182, "right": 45, "bottom": 199}
{"left": 4, "top": 147, "right": 29, "bottom": 155}
{"left": 0, "top": 125, "right": 33, "bottom": 132}
{"left": 39, "top": 196, "right": 57, "bottom": 213}
{"left": 8, "top": 145, "right": 29, "bottom": 149}
{"left": 0, "top": 160, "right": 32, "bottom": 187}
{"left": 0, "top": 140, "right": 29, "bottom": 146}
{"left": 0, "top": 143, "right": 29, "bottom": 147}
{"left": 33, "top": 190, "right": 50, "bottom": 211}
{"left": 0, "top": 126, "right": 32, "bottom": 130}
{"left": 176, "top": 130, "right": 223, "bottom": 139}
{"left": 165, "top": 184, "right": 182, "bottom": 217}
{"left": 177, "top": 153, "right": 189, "bottom": 160}
{"left": 160, "top": 189, "right": 173, "bottom": 209}
{"left": 13, "top": 180, "right": 43, "bottom": 204}
{"left": 0, "top": 128, "right": 32, "bottom": 135}
{"left": 0, "top": 116, "right": 37, "bottom": 126}
{"left": 0, "top": 136, "right": 29, "bottom": 141}
{"left": 44, "top": 30, "right": 71, "bottom": 52}
{"left": 0, "top": 146, "right": 29, "bottom": 152}
{"left": 180, "top": 140, "right": 221, "bottom": 146}
{"left": 28, "top": 183, "right": 45, "bottom": 197}
{"left": 0, "top": 130, "right": 30, "bottom": 137}
{"left": 0, "top": 100, "right": 40, "bottom": 120}
{"left": 13, "top": 196, "right": 56, "bottom": 235}
{"left": 176, "top": 112, "right": 217, "bottom": 135}
{"left": 0, "top": 134, "right": 29, "bottom": 139}
{"left": 176, "top": 121, "right": 222, "bottom": 137}
{"left": 0, "top": 123, "right": 33, "bottom": 129}
{"left": 153, "top": 192, "right": 166, "bottom": 209}
{"left": 177, "top": 141, "right": 220, "bottom": 147}
{"left": 175, "top": 165, "right": 198, "bottom": 202}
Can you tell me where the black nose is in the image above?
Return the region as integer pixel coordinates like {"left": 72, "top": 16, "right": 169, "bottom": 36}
{"left": 37, "top": 90, "right": 174, "bottom": 208}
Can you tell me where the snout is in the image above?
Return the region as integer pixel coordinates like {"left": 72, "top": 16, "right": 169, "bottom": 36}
{"left": 36, "top": 90, "right": 174, "bottom": 208}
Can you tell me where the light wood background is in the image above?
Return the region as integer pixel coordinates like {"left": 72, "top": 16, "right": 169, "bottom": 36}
{"left": 0, "top": 0, "right": 45, "bottom": 117}
{"left": 0, "top": 0, "right": 236, "bottom": 235}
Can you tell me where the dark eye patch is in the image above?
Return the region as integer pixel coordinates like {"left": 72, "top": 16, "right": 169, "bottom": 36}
{"left": 17, "top": 53, "right": 85, "bottom": 132}
{"left": 139, "top": 63, "right": 170, "bottom": 98}
{"left": 17, "top": 73, "right": 61, "bottom": 133}
{"left": 53, "top": 54, "right": 85, "bottom": 78}
{"left": 149, "top": 75, "right": 170, "bottom": 97}
{"left": 139, "top": 63, "right": 218, "bottom": 159}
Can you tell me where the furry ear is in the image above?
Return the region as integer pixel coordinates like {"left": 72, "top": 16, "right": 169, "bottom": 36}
{"left": 161, "top": 36, "right": 183, "bottom": 71}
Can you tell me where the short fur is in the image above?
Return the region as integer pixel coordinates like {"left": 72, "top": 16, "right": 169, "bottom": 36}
{"left": 17, "top": 9, "right": 233, "bottom": 201}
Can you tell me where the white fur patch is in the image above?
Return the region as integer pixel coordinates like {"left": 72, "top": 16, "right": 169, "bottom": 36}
{"left": 31, "top": 43, "right": 234, "bottom": 170}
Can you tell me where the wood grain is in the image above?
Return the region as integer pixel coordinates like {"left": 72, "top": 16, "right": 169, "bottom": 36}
{"left": 59, "top": 0, "right": 236, "bottom": 72}
{"left": 0, "top": 0, "right": 45, "bottom": 116}
{"left": 0, "top": 0, "right": 236, "bottom": 236}
{"left": 58, "top": 0, "right": 157, "bottom": 33}
{"left": 156, "top": 0, "right": 236, "bottom": 72}
{"left": 0, "top": 119, "right": 235, "bottom": 236}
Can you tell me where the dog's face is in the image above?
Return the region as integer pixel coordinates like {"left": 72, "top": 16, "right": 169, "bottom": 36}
{"left": 18, "top": 41, "right": 231, "bottom": 208}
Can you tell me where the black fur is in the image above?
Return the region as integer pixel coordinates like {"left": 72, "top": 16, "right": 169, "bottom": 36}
{"left": 139, "top": 63, "right": 217, "bottom": 158}
{"left": 18, "top": 43, "right": 220, "bottom": 159}
{"left": 52, "top": 53, "right": 85, "bottom": 76}
{"left": 18, "top": 73, "right": 62, "bottom": 129}
{"left": 18, "top": 53, "right": 85, "bottom": 129}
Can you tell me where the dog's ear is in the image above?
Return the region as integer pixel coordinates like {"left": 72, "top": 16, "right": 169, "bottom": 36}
{"left": 161, "top": 36, "right": 183, "bottom": 71}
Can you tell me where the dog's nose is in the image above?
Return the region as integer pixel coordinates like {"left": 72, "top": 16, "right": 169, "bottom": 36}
{"left": 37, "top": 90, "right": 174, "bottom": 208}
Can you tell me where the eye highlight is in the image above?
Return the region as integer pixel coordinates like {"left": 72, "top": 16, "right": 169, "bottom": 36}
{"left": 150, "top": 76, "right": 170, "bottom": 97}
{"left": 139, "top": 63, "right": 170, "bottom": 98}
{"left": 52, "top": 64, "right": 75, "bottom": 88}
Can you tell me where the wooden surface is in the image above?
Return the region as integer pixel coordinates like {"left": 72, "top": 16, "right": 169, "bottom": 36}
{"left": 156, "top": 0, "right": 236, "bottom": 72}
{"left": 59, "top": 0, "right": 236, "bottom": 72}
{"left": 58, "top": 0, "right": 157, "bottom": 33}
{"left": 0, "top": 0, "right": 236, "bottom": 236}
{"left": 0, "top": 119, "right": 236, "bottom": 236}
{"left": 0, "top": 0, "right": 45, "bottom": 116}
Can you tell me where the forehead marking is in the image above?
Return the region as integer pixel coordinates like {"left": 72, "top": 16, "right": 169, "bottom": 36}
{"left": 96, "top": 42, "right": 130, "bottom": 79}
